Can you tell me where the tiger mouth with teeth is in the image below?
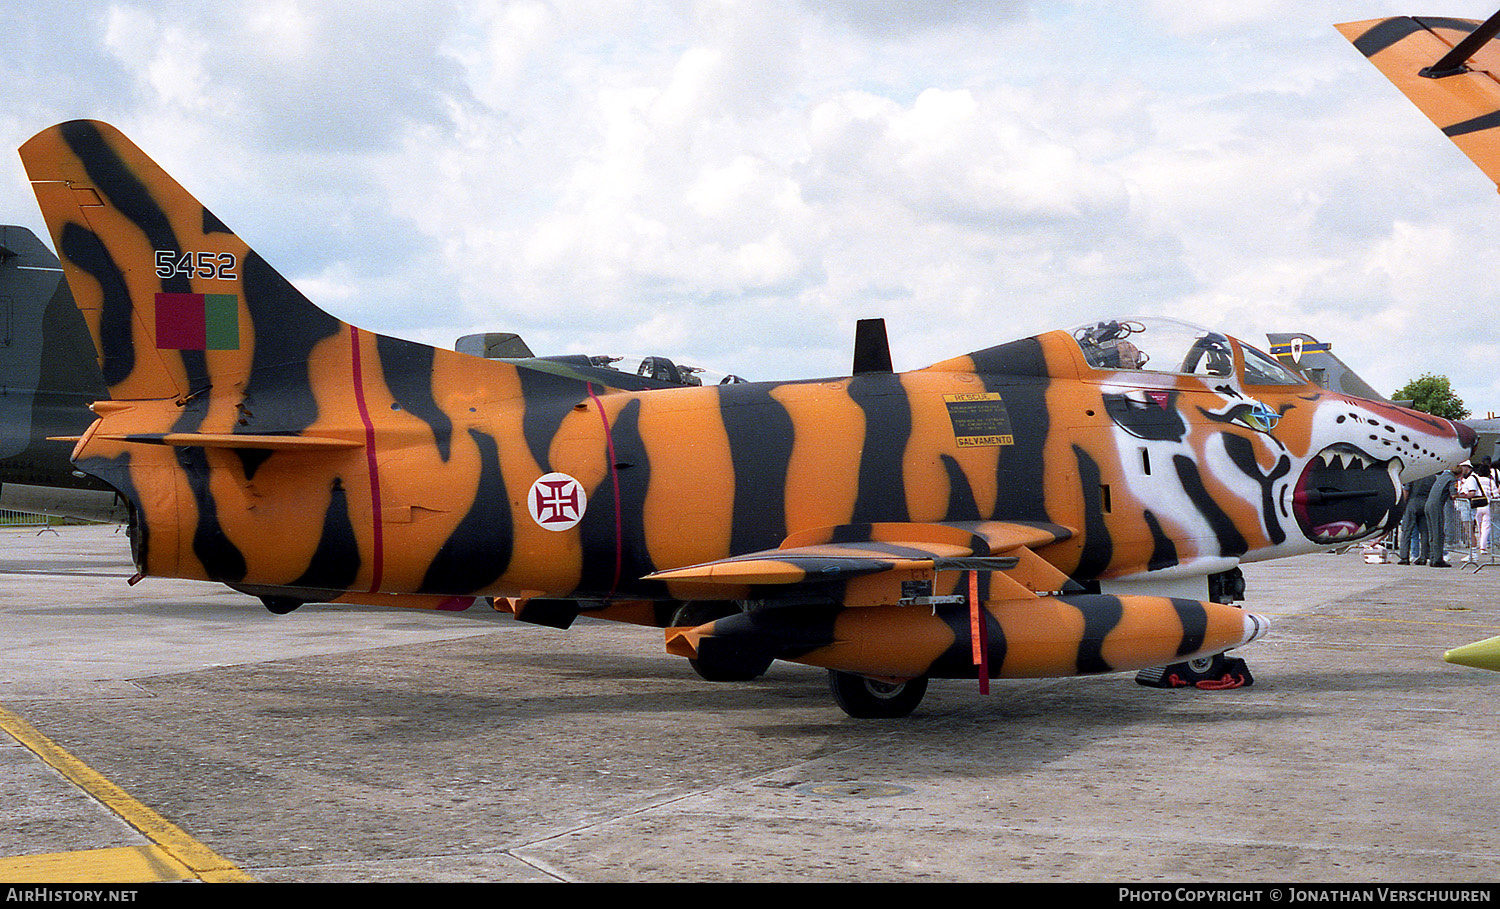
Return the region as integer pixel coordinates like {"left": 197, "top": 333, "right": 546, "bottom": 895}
{"left": 1292, "top": 443, "right": 1403, "bottom": 544}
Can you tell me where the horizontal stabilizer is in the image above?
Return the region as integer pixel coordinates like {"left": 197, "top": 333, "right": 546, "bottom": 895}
{"left": 1339, "top": 13, "right": 1500, "bottom": 190}
{"left": 91, "top": 432, "right": 362, "bottom": 450}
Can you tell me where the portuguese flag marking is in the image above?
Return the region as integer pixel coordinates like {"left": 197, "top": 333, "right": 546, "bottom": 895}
{"left": 155, "top": 293, "right": 240, "bottom": 350}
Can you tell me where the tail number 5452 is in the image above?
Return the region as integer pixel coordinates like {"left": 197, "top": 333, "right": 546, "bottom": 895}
{"left": 155, "top": 250, "right": 238, "bottom": 280}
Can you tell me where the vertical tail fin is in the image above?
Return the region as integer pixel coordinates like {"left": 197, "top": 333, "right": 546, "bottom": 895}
{"left": 19, "top": 120, "right": 345, "bottom": 421}
{"left": 1265, "top": 332, "right": 1388, "bottom": 402}
{"left": 0, "top": 224, "right": 106, "bottom": 434}
{"left": 16, "top": 121, "right": 602, "bottom": 595}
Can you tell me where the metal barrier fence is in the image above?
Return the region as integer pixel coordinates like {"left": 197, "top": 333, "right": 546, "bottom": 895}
{"left": 0, "top": 510, "right": 56, "bottom": 527}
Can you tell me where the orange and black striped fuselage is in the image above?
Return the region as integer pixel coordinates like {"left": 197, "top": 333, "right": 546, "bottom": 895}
{"left": 86, "top": 325, "right": 1469, "bottom": 605}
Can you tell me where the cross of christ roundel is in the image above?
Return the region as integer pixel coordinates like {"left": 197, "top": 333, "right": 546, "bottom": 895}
{"left": 528, "top": 472, "right": 588, "bottom": 531}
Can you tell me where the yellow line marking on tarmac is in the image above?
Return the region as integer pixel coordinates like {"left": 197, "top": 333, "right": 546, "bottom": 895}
{"left": 0, "top": 705, "right": 252, "bottom": 883}
{"left": 0, "top": 845, "right": 193, "bottom": 884}
{"left": 1325, "top": 616, "right": 1500, "bottom": 630}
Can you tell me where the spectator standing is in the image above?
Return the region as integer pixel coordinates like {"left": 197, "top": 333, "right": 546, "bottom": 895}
{"left": 1399, "top": 475, "right": 1433, "bottom": 564}
{"left": 1462, "top": 459, "right": 1497, "bottom": 561}
{"left": 1455, "top": 462, "right": 1475, "bottom": 551}
{"left": 1425, "top": 467, "right": 1455, "bottom": 567}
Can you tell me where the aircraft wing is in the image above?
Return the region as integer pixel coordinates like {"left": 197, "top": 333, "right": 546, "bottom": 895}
{"left": 87, "top": 431, "right": 362, "bottom": 450}
{"left": 1339, "top": 12, "right": 1500, "bottom": 189}
{"left": 646, "top": 520, "right": 1078, "bottom": 601}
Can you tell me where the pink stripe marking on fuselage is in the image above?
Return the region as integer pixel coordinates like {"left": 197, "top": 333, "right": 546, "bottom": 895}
{"left": 586, "top": 383, "right": 623, "bottom": 595}
{"left": 349, "top": 325, "right": 384, "bottom": 592}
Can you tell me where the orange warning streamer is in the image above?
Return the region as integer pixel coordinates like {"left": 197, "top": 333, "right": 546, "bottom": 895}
{"left": 969, "top": 571, "right": 989, "bottom": 695}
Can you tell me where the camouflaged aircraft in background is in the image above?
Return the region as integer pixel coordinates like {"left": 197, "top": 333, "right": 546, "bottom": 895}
{"left": 455, "top": 331, "right": 748, "bottom": 392}
{"left": 0, "top": 224, "right": 126, "bottom": 522}
{"left": 19, "top": 121, "right": 1475, "bottom": 717}
{"left": 1265, "top": 333, "right": 1390, "bottom": 404}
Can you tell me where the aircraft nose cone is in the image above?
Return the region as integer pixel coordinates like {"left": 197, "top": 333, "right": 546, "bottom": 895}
{"left": 1243, "top": 612, "right": 1270, "bottom": 646}
{"left": 1456, "top": 419, "right": 1478, "bottom": 454}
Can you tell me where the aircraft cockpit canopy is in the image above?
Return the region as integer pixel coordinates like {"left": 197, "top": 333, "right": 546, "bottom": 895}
{"left": 456, "top": 332, "right": 747, "bottom": 389}
{"left": 1071, "top": 317, "right": 1304, "bottom": 386}
{"left": 1239, "top": 342, "right": 1306, "bottom": 386}
{"left": 586, "top": 355, "right": 746, "bottom": 387}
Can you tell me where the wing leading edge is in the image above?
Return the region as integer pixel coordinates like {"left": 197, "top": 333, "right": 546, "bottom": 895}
{"left": 647, "top": 520, "right": 1079, "bottom": 603}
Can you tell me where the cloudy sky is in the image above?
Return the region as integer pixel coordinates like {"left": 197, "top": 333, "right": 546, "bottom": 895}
{"left": 4, "top": 0, "right": 1500, "bottom": 414}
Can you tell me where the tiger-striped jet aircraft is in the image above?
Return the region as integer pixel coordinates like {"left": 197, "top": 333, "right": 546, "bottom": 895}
{"left": 19, "top": 121, "right": 1475, "bottom": 717}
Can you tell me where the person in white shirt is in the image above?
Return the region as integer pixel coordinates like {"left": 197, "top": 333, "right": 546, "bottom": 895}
{"left": 1459, "top": 459, "right": 1497, "bottom": 559}
{"left": 1454, "top": 462, "right": 1474, "bottom": 550}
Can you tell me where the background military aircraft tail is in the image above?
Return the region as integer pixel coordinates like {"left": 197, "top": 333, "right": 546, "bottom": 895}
{"left": 1265, "top": 332, "right": 1388, "bottom": 402}
{"left": 1269, "top": 329, "right": 1499, "bottom": 462}
{"left": 0, "top": 224, "right": 125, "bottom": 522}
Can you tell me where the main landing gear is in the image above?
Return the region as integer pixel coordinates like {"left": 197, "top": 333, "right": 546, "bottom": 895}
{"left": 260, "top": 595, "right": 303, "bottom": 615}
{"left": 670, "top": 600, "right": 928, "bottom": 715}
{"left": 1135, "top": 652, "right": 1254, "bottom": 690}
{"left": 827, "top": 670, "right": 929, "bottom": 718}
{"left": 671, "top": 601, "right": 774, "bottom": 682}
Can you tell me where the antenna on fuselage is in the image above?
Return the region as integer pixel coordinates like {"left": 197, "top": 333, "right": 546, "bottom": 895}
{"left": 852, "top": 318, "right": 893, "bottom": 375}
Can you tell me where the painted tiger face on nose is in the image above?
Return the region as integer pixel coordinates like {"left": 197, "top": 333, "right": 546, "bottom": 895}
{"left": 1290, "top": 396, "right": 1473, "bottom": 545}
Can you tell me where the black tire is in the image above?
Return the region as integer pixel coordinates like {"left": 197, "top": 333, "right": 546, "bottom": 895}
{"left": 827, "top": 670, "right": 928, "bottom": 718}
{"left": 1185, "top": 654, "right": 1221, "bottom": 676}
{"left": 671, "top": 601, "right": 773, "bottom": 682}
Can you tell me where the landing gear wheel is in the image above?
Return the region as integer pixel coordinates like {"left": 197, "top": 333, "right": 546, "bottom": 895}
{"left": 1135, "top": 653, "right": 1254, "bottom": 689}
{"left": 671, "top": 601, "right": 773, "bottom": 682}
{"left": 828, "top": 670, "right": 928, "bottom": 718}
